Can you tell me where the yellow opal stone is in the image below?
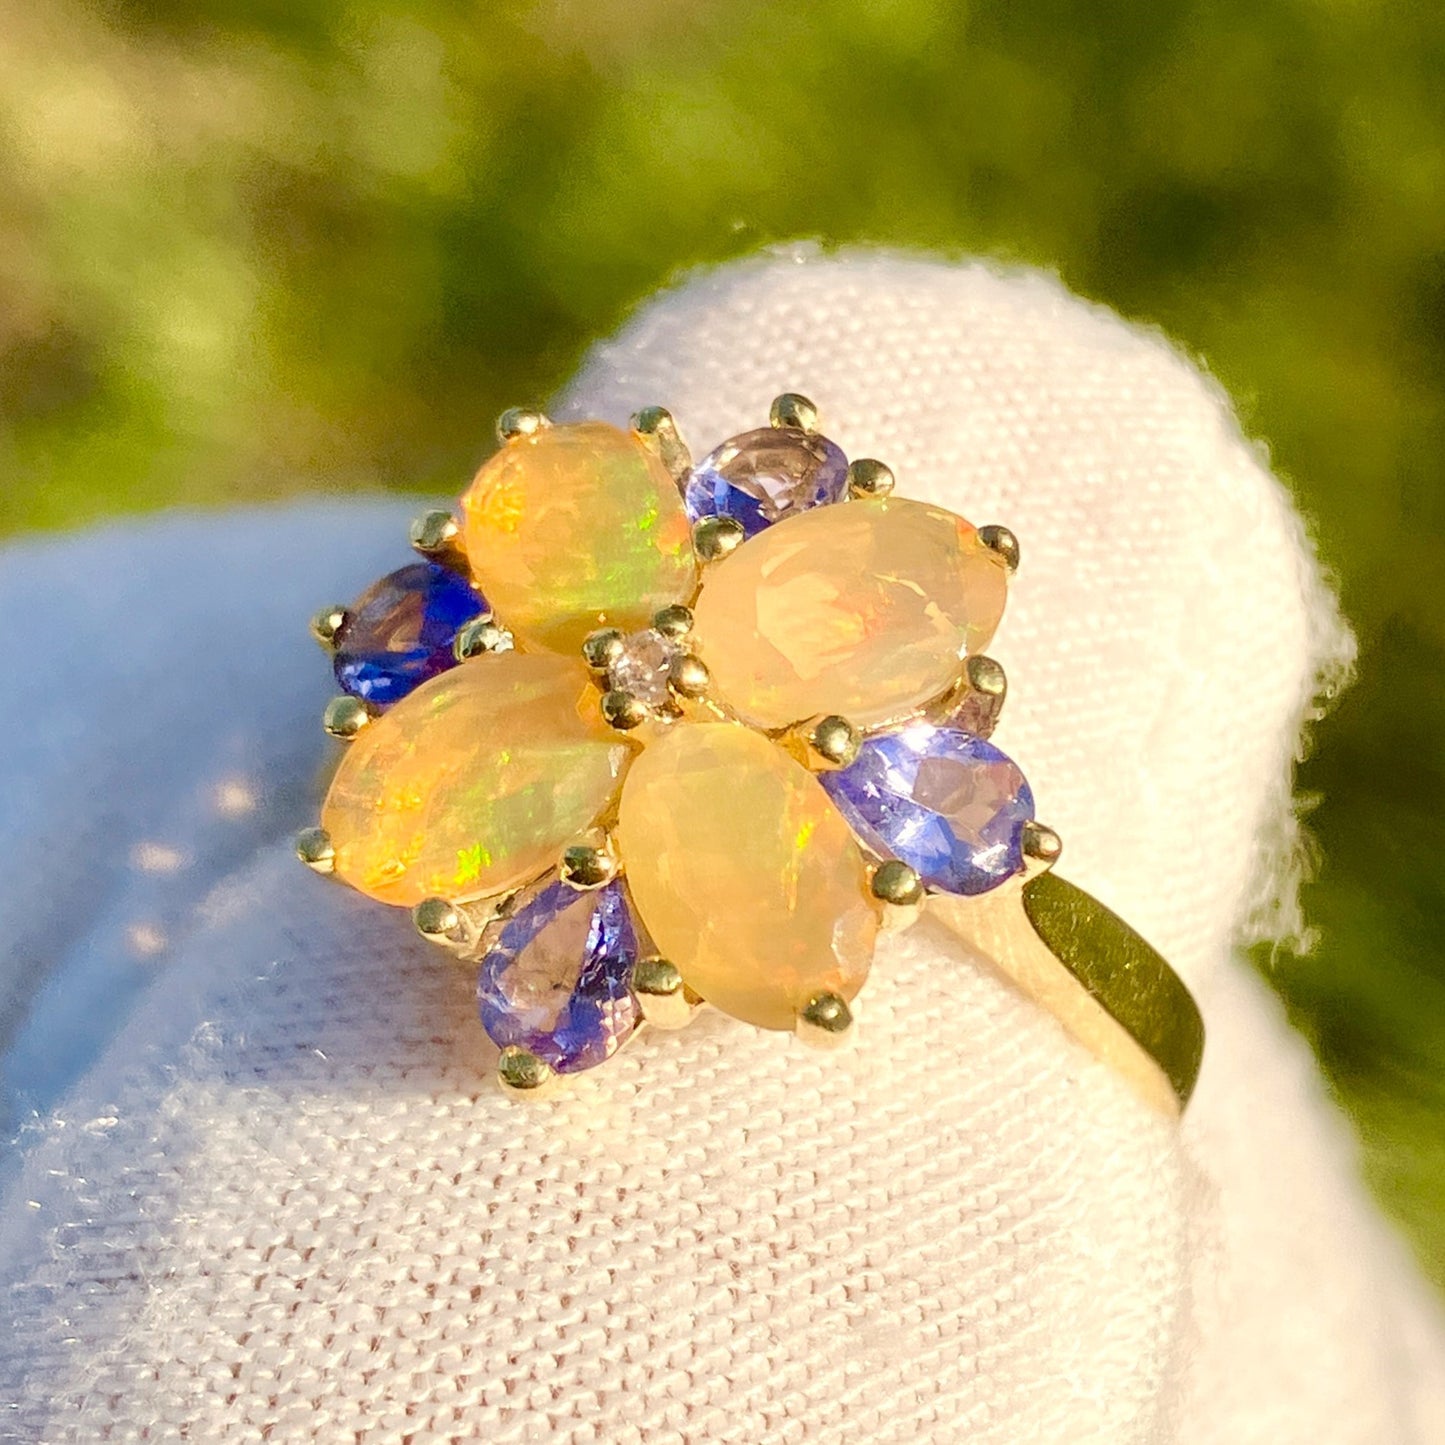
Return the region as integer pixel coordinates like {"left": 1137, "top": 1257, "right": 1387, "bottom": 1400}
{"left": 616, "top": 723, "right": 879, "bottom": 1030}
{"left": 461, "top": 421, "right": 697, "bottom": 653}
{"left": 690, "top": 495, "right": 1009, "bottom": 730}
{"left": 322, "top": 652, "right": 630, "bottom": 907}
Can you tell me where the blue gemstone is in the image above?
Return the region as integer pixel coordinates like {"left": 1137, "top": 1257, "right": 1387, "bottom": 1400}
{"left": 477, "top": 878, "right": 645, "bottom": 1073}
{"left": 684, "top": 426, "right": 848, "bottom": 537}
{"left": 334, "top": 561, "right": 486, "bottom": 706}
{"left": 821, "top": 725, "right": 1035, "bottom": 895}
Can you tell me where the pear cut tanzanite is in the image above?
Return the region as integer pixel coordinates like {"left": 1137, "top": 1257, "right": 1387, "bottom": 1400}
{"left": 334, "top": 561, "right": 487, "bottom": 706}
{"left": 821, "top": 724, "right": 1035, "bottom": 896}
{"left": 477, "top": 878, "right": 645, "bottom": 1072}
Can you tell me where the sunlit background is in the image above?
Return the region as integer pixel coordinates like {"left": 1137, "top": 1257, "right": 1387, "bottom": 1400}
{"left": 2, "top": 1, "right": 1443, "bottom": 1279}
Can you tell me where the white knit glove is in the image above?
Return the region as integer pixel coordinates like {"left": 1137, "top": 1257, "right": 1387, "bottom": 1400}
{"left": 2, "top": 250, "right": 1443, "bottom": 1444}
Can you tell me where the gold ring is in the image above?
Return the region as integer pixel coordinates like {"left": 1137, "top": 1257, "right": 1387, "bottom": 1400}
{"left": 297, "top": 394, "right": 1203, "bottom": 1115}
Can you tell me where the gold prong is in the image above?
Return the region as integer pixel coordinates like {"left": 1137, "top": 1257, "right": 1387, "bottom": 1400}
{"left": 978, "top": 524, "right": 1020, "bottom": 573}
{"left": 1021, "top": 821, "right": 1063, "bottom": 875}
{"left": 796, "top": 991, "right": 854, "bottom": 1048}
{"left": 497, "top": 407, "right": 550, "bottom": 443}
{"left": 310, "top": 604, "right": 348, "bottom": 652}
{"left": 871, "top": 859, "right": 924, "bottom": 907}
{"left": 295, "top": 826, "right": 336, "bottom": 875}
{"left": 632, "top": 956, "right": 698, "bottom": 1030}
{"left": 581, "top": 627, "right": 626, "bottom": 676}
{"left": 323, "top": 694, "right": 372, "bottom": 740}
{"left": 496, "top": 1045, "right": 559, "bottom": 1097}
{"left": 846, "top": 458, "right": 895, "bottom": 500}
{"left": 693, "top": 515, "right": 746, "bottom": 564}
{"left": 631, "top": 405, "right": 692, "bottom": 483}
{"left": 770, "top": 392, "right": 820, "bottom": 434}
{"left": 667, "top": 653, "right": 711, "bottom": 701}
{"left": 601, "top": 689, "right": 649, "bottom": 731}
{"left": 560, "top": 840, "right": 618, "bottom": 891}
{"left": 806, "top": 714, "right": 861, "bottom": 770}
{"left": 651, "top": 603, "right": 694, "bottom": 640}
{"left": 948, "top": 654, "right": 1007, "bottom": 738}
{"left": 412, "top": 895, "right": 477, "bottom": 951}
{"left": 453, "top": 616, "right": 512, "bottom": 661}
{"left": 409, "top": 508, "right": 460, "bottom": 558}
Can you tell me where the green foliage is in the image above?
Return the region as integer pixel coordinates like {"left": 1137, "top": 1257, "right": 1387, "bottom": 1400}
{"left": 2, "top": 0, "right": 1443, "bottom": 1277}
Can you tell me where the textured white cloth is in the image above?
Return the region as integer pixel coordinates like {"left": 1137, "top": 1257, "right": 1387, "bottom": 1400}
{"left": 1, "top": 249, "right": 1443, "bottom": 1444}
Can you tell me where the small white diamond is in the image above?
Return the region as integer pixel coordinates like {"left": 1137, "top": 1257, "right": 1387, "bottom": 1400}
{"left": 606, "top": 629, "right": 678, "bottom": 708}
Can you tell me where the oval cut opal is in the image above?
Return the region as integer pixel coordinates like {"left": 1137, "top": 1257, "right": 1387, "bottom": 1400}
{"left": 334, "top": 561, "right": 487, "bottom": 706}
{"left": 684, "top": 426, "right": 848, "bottom": 537}
{"left": 616, "top": 723, "right": 879, "bottom": 1030}
{"left": 322, "top": 652, "right": 631, "bottom": 907}
{"left": 478, "top": 878, "right": 645, "bottom": 1072}
{"left": 690, "top": 496, "right": 1009, "bottom": 730}
{"left": 461, "top": 421, "right": 697, "bottom": 653}
{"left": 822, "top": 724, "right": 1034, "bottom": 895}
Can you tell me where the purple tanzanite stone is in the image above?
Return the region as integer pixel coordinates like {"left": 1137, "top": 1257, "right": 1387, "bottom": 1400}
{"left": 821, "top": 725, "right": 1035, "bottom": 895}
{"left": 477, "top": 878, "right": 645, "bottom": 1072}
{"left": 334, "top": 561, "right": 487, "bottom": 706}
{"left": 684, "top": 426, "right": 848, "bottom": 536}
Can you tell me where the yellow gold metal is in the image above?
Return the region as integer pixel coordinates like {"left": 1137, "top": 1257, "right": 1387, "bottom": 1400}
{"left": 871, "top": 859, "right": 925, "bottom": 907}
{"left": 795, "top": 991, "right": 854, "bottom": 1048}
{"left": 295, "top": 825, "right": 336, "bottom": 875}
{"left": 581, "top": 627, "right": 626, "bottom": 675}
{"left": 601, "top": 689, "right": 649, "bottom": 731}
{"left": 409, "top": 508, "right": 461, "bottom": 558}
{"left": 978, "top": 524, "right": 1020, "bottom": 573}
{"left": 928, "top": 874, "right": 1204, "bottom": 1115}
{"left": 804, "top": 714, "right": 861, "bottom": 770}
{"left": 667, "top": 653, "right": 711, "bottom": 701}
{"left": 453, "top": 616, "right": 512, "bottom": 661}
{"left": 846, "top": 458, "right": 895, "bottom": 500}
{"left": 322, "top": 694, "right": 372, "bottom": 741}
{"left": 310, "top": 604, "right": 348, "bottom": 652}
{"left": 692, "top": 514, "right": 746, "bottom": 564}
{"left": 631, "top": 405, "right": 692, "bottom": 483}
{"left": 559, "top": 839, "right": 619, "bottom": 891}
{"left": 632, "top": 956, "right": 698, "bottom": 1031}
{"left": 496, "top": 1045, "right": 559, "bottom": 1097}
{"left": 651, "top": 603, "right": 694, "bottom": 640}
{"left": 1021, "top": 821, "right": 1064, "bottom": 875}
{"left": 411, "top": 895, "right": 481, "bottom": 952}
{"left": 769, "top": 392, "right": 820, "bottom": 434}
{"left": 496, "top": 407, "right": 550, "bottom": 443}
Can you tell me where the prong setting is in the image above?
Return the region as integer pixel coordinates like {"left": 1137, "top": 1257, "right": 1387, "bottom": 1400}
{"left": 692, "top": 514, "right": 746, "bottom": 564}
{"left": 651, "top": 603, "right": 694, "bottom": 640}
{"left": 667, "top": 653, "right": 711, "bottom": 701}
{"left": 496, "top": 1044, "right": 558, "bottom": 1097}
{"left": 795, "top": 991, "right": 854, "bottom": 1048}
{"left": 601, "top": 689, "right": 649, "bottom": 731}
{"left": 581, "top": 627, "right": 626, "bottom": 675}
{"left": 409, "top": 508, "right": 461, "bottom": 559}
{"left": 310, "top": 604, "right": 348, "bottom": 652}
{"left": 412, "top": 895, "right": 479, "bottom": 952}
{"left": 769, "top": 392, "right": 820, "bottom": 434}
{"left": 803, "top": 714, "right": 860, "bottom": 771}
{"left": 1021, "top": 821, "right": 1063, "bottom": 875}
{"left": 453, "top": 616, "right": 512, "bottom": 661}
{"left": 296, "top": 826, "right": 336, "bottom": 875}
{"left": 630, "top": 405, "right": 692, "bottom": 483}
{"left": 978, "top": 524, "right": 1020, "bottom": 573}
{"left": 497, "top": 407, "right": 550, "bottom": 443}
{"left": 846, "top": 458, "right": 895, "bottom": 500}
{"left": 632, "top": 956, "right": 698, "bottom": 1031}
{"left": 559, "top": 840, "right": 619, "bottom": 891}
{"left": 323, "top": 694, "right": 373, "bottom": 740}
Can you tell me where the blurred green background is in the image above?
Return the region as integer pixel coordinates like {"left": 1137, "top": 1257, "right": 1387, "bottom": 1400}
{"left": 2, "top": 1, "right": 1442, "bottom": 1278}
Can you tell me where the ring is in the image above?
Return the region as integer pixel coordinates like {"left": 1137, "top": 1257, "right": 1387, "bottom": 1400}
{"left": 297, "top": 394, "right": 1204, "bottom": 1116}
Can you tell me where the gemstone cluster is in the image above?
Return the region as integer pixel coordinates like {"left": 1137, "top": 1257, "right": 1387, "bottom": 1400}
{"left": 301, "top": 395, "right": 1040, "bottom": 1093}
